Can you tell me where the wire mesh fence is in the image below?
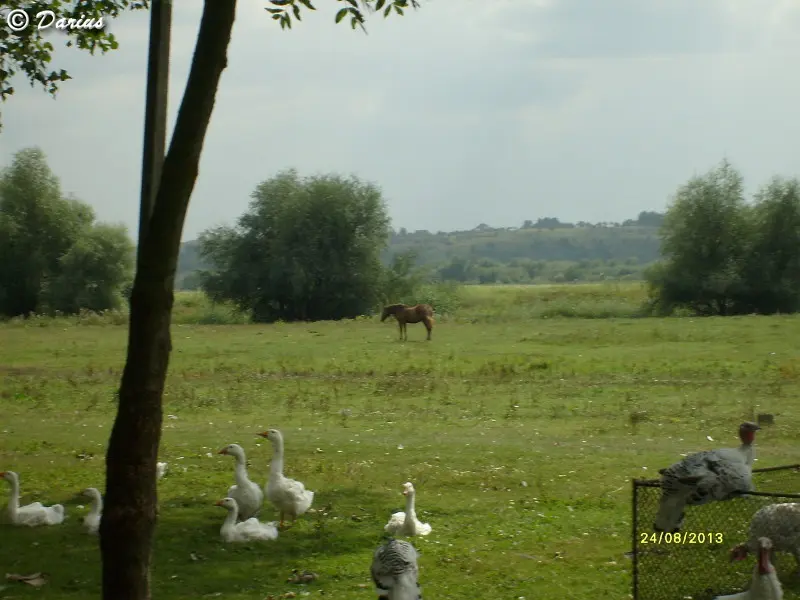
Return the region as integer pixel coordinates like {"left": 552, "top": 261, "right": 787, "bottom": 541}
{"left": 632, "top": 464, "right": 800, "bottom": 600}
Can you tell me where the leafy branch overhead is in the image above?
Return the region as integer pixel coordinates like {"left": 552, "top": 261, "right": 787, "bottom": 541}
{"left": 0, "top": 0, "right": 421, "bottom": 132}
{"left": 0, "top": 0, "right": 150, "bottom": 131}
{"left": 266, "top": 0, "right": 420, "bottom": 31}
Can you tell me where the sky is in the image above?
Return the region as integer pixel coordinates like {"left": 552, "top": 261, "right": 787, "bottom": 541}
{"left": 2, "top": 0, "right": 800, "bottom": 241}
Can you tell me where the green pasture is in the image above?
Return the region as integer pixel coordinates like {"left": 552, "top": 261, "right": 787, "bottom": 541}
{"left": 1, "top": 283, "right": 799, "bottom": 599}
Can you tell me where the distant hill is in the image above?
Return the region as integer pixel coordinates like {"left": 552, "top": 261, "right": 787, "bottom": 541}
{"left": 176, "top": 212, "right": 664, "bottom": 288}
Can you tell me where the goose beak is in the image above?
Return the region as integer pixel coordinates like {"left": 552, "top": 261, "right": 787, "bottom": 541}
{"left": 256, "top": 431, "right": 268, "bottom": 438}
{"left": 215, "top": 500, "right": 224, "bottom": 506}
{"left": 218, "top": 448, "right": 227, "bottom": 455}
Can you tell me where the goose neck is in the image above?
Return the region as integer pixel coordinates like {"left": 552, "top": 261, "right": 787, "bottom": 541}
{"left": 233, "top": 457, "right": 250, "bottom": 482}
{"left": 89, "top": 491, "right": 103, "bottom": 516}
{"left": 404, "top": 491, "right": 416, "bottom": 517}
{"left": 223, "top": 504, "right": 239, "bottom": 530}
{"left": 270, "top": 440, "right": 285, "bottom": 475}
{"left": 4, "top": 475, "right": 19, "bottom": 516}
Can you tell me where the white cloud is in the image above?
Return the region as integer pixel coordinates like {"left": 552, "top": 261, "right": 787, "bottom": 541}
{"left": 2, "top": 0, "right": 800, "bottom": 239}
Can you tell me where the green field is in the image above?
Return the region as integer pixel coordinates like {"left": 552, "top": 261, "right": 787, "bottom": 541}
{"left": 1, "top": 283, "right": 799, "bottom": 599}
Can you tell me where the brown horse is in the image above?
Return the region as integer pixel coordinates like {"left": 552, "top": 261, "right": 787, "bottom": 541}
{"left": 380, "top": 303, "right": 434, "bottom": 341}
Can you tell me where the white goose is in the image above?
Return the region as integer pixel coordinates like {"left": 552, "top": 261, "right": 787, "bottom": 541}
{"left": 82, "top": 487, "right": 103, "bottom": 535}
{"left": 384, "top": 482, "right": 432, "bottom": 537}
{"left": 714, "top": 537, "right": 783, "bottom": 600}
{"left": 1, "top": 471, "right": 65, "bottom": 526}
{"left": 218, "top": 443, "right": 263, "bottom": 521}
{"left": 215, "top": 497, "right": 279, "bottom": 543}
{"left": 257, "top": 429, "right": 314, "bottom": 528}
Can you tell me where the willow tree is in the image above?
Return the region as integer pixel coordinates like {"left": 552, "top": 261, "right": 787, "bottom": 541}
{"left": 1, "top": 1, "right": 421, "bottom": 598}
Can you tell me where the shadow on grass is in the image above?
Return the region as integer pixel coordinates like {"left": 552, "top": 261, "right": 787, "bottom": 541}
{"left": 0, "top": 487, "right": 392, "bottom": 597}
{"left": 152, "top": 485, "right": 392, "bottom": 595}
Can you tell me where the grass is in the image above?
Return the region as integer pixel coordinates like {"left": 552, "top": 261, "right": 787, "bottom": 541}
{"left": 1, "top": 281, "right": 651, "bottom": 329}
{"left": 1, "top": 283, "right": 799, "bottom": 599}
{"left": 456, "top": 282, "right": 649, "bottom": 321}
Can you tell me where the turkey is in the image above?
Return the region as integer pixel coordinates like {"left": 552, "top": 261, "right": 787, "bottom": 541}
{"left": 730, "top": 503, "right": 800, "bottom": 576}
{"left": 654, "top": 421, "right": 760, "bottom": 533}
{"left": 713, "top": 537, "right": 782, "bottom": 600}
{"left": 371, "top": 538, "right": 422, "bottom": 600}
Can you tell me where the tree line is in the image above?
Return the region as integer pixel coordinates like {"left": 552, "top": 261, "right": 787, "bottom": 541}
{"left": 197, "top": 168, "right": 447, "bottom": 322}
{"left": 0, "top": 148, "right": 133, "bottom": 318}
{"left": 646, "top": 160, "right": 800, "bottom": 316}
{"left": 5, "top": 149, "right": 800, "bottom": 321}
{"left": 178, "top": 211, "right": 663, "bottom": 288}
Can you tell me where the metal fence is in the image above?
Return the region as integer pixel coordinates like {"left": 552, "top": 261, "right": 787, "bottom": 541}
{"left": 632, "top": 464, "right": 800, "bottom": 600}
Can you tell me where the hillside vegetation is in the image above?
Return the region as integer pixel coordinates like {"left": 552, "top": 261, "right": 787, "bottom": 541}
{"left": 177, "top": 212, "right": 665, "bottom": 289}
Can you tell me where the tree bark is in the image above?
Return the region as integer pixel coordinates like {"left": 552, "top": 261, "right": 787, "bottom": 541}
{"left": 100, "top": 2, "right": 237, "bottom": 599}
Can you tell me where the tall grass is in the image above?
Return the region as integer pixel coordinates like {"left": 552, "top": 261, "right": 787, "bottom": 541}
{"left": 455, "top": 282, "right": 648, "bottom": 322}
{"left": 0, "top": 282, "right": 651, "bottom": 328}
{"left": 0, "top": 292, "right": 250, "bottom": 328}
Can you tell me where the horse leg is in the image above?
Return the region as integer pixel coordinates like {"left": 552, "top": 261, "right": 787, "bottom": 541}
{"left": 397, "top": 320, "right": 403, "bottom": 341}
{"left": 424, "top": 316, "right": 432, "bottom": 341}
{"left": 402, "top": 321, "right": 407, "bottom": 341}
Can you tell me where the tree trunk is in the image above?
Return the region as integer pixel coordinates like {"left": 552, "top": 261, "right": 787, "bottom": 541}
{"left": 100, "top": 2, "right": 237, "bottom": 599}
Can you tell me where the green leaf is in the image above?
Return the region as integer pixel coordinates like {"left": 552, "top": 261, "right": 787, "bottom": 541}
{"left": 266, "top": 7, "right": 283, "bottom": 14}
{"left": 292, "top": 3, "right": 301, "bottom": 20}
{"left": 383, "top": 4, "right": 392, "bottom": 16}
{"left": 335, "top": 7, "right": 348, "bottom": 22}
{"left": 375, "top": 0, "right": 386, "bottom": 9}
{"left": 394, "top": 4, "right": 404, "bottom": 15}
{"left": 297, "top": 0, "right": 316, "bottom": 9}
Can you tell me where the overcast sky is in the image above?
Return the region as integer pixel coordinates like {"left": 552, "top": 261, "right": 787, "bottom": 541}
{"left": 2, "top": 0, "right": 800, "bottom": 241}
